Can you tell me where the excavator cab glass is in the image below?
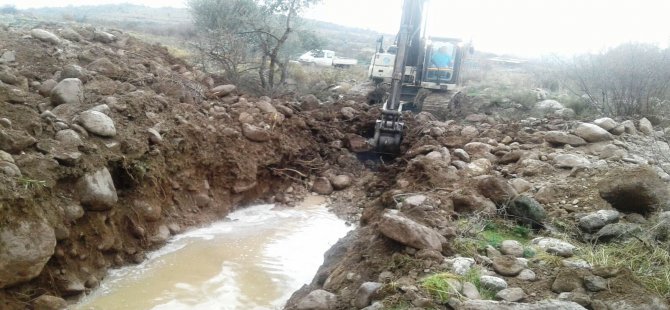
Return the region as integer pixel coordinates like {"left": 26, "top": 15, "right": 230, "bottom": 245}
{"left": 423, "top": 42, "right": 456, "bottom": 84}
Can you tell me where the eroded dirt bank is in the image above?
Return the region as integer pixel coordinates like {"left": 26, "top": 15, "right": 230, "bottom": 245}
{"left": 0, "top": 24, "right": 385, "bottom": 309}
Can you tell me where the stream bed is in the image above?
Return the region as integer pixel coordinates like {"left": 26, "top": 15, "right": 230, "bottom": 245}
{"left": 74, "top": 196, "right": 351, "bottom": 310}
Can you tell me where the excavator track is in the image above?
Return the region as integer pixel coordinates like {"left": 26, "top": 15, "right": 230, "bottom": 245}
{"left": 415, "top": 89, "right": 465, "bottom": 120}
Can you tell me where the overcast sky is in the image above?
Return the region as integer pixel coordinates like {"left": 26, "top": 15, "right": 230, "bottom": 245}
{"left": 2, "top": 0, "right": 669, "bottom": 57}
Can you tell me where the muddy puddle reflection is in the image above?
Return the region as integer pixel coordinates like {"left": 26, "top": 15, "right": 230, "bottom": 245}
{"left": 74, "top": 196, "right": 351, "bottom": 310}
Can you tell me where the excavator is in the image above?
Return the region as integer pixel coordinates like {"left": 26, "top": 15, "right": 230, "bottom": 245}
{"left": 370, "top": 0, "right": 471, "bottom": 154}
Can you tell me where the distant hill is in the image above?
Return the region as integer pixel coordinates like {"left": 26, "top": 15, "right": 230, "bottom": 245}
{"left": 21, "top": 4, "right": 390, "bottom": 63}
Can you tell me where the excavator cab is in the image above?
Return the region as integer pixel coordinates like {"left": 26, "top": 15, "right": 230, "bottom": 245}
{"left": 420, "top": 38, "right": 463, "bottom": 91}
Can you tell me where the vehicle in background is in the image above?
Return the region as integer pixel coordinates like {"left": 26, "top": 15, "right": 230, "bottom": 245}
{"left": 298, "top": 50, "right": 358, "bottom": 68}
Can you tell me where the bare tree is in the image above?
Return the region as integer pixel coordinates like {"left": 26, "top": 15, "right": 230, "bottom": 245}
{"left": 188, "top": 0, "right": 321, "bottom": 94}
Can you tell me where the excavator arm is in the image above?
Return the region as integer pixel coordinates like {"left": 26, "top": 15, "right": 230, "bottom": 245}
{"left": 370, "top": 0, "right": 426, "bottom": 154}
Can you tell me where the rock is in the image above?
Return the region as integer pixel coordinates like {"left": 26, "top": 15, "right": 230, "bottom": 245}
{"left": 639, "top": 117, "right": 653, "bottom": 135}
{"left": 30, "top": 29, "right": 61, "bottom": 44}
{"left": 499, "top": 151, "right": 523, "bottom": 164}
{"left": 330, "top": 175, "right": 352, "bottom": 190}
{"left": 610, "top": 124, "right": 625, "bottom": 135}
{"left": 507, "top": 196, "right": 546, "bottom": 227}
{"left": 87, "top": 58, "right": 120, "bottom": 77}
{"left": 598, "top": 166, "right": 670, "bottom": 214}
{"left": 346, "top": 134, "right": 372, "bottom": 153}
{"left": 300, "top": 94, "right": 320, "bottom": 109}
{"left": 544, "top": 131, "right": 587, "bottom": 147}
{"left": 458, "top": 282, "right": 480, "bottom": 300}
{"left": 0, "top": 150, "right": 14, "bottom": 163}
{"left": 312, "top": 177, "right": 334, "bottom": 195}
{"left": 561, "top": 258, "right": 591, "bottom": 269}
{"left": 593, "top": 118, "right": 618, "bottom": 131}
{"left": 500, "top": 240, "right": 524, "bottom": 257}
{"left": 147, "top": 128, "right": 162, "bottom": 145}
{"left": 510, "top": 178, "right": 532, "bottom": 194}
{"left": 479, "top": 275, "right": 507, "bottom": 292}
{"left": 551, "top": 269, "right": 584, "bottom": 293}
{"left": 452, "top": 257, "right": 476, "bottom": 275}
{"left": 517, "top": 269, "right": 536, "bottom": 281}
{"left": 496, "top": 287, "right": 526, "bottom": 302}
{"left": 296, "top": 289, "right": 337, "bottom": 310}
{"left": 464, "top": 142, "right": 494, "bottom": 159}
{"left": 61, "top": 64, "right": 86, "bottom": 80}
{"left": 621, "top": 120, "right": 637, "bottom": 134}
{"left": 453, "top": 148, "right": 470, "bottom": 162}
{"left": 93, "top": 30, "right": 116, "bottom": 43}
{"left": 340, "top": 107, "right": 356, "bottom": 119}
{"left": 32, "top": 294, "right": 68, "bottom": 310}
{"left": 0, "top": 129, "right": 37, "bottom": 154}
{"left": 536, "top": 100, "right": 564, "bottom": 111}
{"left": 531, "top": 237, "right": 576, "bottom": 257}
{"left": 55, "top": 129, "right": 83, "bottom": 149}
{"left": 77, "top": 110, "right": 116, "bottom": 137}
{"left": 211, "top": 84, "right": 236, "bottom": 97}
{"left": 56, "top": 273, "right": 85, "bottom": 296}
{"left": 378, "top": 209, "right": 446, "bottom": 251}
{"left": 0, "top": 219, "right": 56, "bottom": 288}
{"left": 593, "top": 223, "right": 641, "bottom": 242}
{"left": 361, "top": 302, "right": 383, "bottom": 310}
{"left": 51, "top": 78, "right": 84, "bottom": 106}
{"left": 354, "top": 282, "right": 382, "bottom": 308}
{"left": 554, "top": 154, "right": 590, "bottom": 169}
{"left": 461, "top": 126, "right": 479, "bottom": 138}
{"left": 583, "top": 275, "right": 607, "bottom": 292}
{"left": 149, "top": 225, "right": 171, "bottom": 244}
{"left": 403, "top": 194, "right": 427, "bottom": 207}
{"left": 557, "top": 292, "right": 591, "bottom": 307}
{"left": 76, "top": 167, "right": 118, "bottom": 211}
{"left": 255, "top": 100, "right": 277, "bottom": 114}
{"left": 60, "top": 28, "right": 83, "bottom": 42}
{"left": 0, "top": 118, "right": 11, "bottom": 128}
{"left": 456, "top": 300, "right": 587, "bottom": 310}
{"left": 134, "top": 200, "right": 162, "bottom": 222}
{"left": 573, "top": 123, "right": 612, "bottom": 143}
{"left": 63, "top": 203, "right": 85, "bottom": 222}
{"left": 477, "top": 176, "right": 518, "bottom": 205}
{"left": 242, "top": 123, "right": 270, "bottom": 142}
{"left": 492, "top": 255, "right": 525, "bottom": 276}
{"left": 577, "top": 210, "right": 620, "bottom": 233}
{"left": 0, "top": 161, "right": 21, "bottom": 176}
{"left": 0, "top": 50, "right": 16, "bottom": 63}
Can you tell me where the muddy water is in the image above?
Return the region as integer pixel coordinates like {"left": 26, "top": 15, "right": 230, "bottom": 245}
{"left": 74, "top": 196, "right": 351, "bottom": 310}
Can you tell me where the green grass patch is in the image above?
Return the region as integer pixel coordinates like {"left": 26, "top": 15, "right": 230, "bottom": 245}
{"left": 421, "top": 273, "right": 461, "bottom": 303}
{"left": 481, "top": 221, "right": 533, "bottom": 248}
{"left": 580, "top": 240, "right": 670, "bottom": 298}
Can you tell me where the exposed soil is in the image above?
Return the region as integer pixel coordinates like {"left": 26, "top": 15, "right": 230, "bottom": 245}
{"left": 2, "top": 21, "right": 670, "bottom": 310}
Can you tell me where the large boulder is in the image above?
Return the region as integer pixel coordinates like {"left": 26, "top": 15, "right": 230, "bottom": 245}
{"left": 598, "top": 166, "right": 670, "bottom": 214}
{"left": 0, "top": 129, "right": 37, "bottom": 154}
{"left": 593, "top": 118, "right": 618, "bottom": 132}
{"left": 492, "top": 255, "right": 525, "bottom": 276}
{"left": 77, "top": 110, "right": 116, "bottom": 137}
{"left": 0, "top": 219, "right": 56, "bottom": 288}
{"left": 544, "top": 131, "right": 587, "bottom": 147}
{"left": 76, "top": 167, "right": 118, "bottom": 211}
{"left": 378, "top": 210, "right": 446, "bottom": 251}
{"left": 312, "top": 177, "right": 334, "bottom": 195}
{"left": 573, "top": 123, "right": 612, "bottom": 143}
{"left": 296, "top": 289, "right": 337, "bottom": 310}
{"left": 477, "top": 176, "right": 518, "bottom": 205}
{"left": 242, "top": 123, "right": 270, "bottom": 142}
{"left": 30, "top": 29, "right": 61, "bottom": 45}
{"left": 507, "top": 196, "right": 546, "bottom": 227}
{"left": 578, "top": 210, "right": 620, "bottom": 233}
{"left": 50, "top": 78, "right": 84, "bottom": 106}
{"left": 211, "top": 84, "right": 236, "bottom": 97}
{"left": 638, "top": 117, "right": 653, "bottom": 135}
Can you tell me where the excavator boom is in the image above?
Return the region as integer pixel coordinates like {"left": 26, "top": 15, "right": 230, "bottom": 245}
{"left": 370, "top": 0, "right": 426, "bottom": 154}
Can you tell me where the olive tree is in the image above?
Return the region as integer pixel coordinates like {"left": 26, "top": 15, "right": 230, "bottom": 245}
{"left": 188, "top": 0, "right": 321, "bottom": 93}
